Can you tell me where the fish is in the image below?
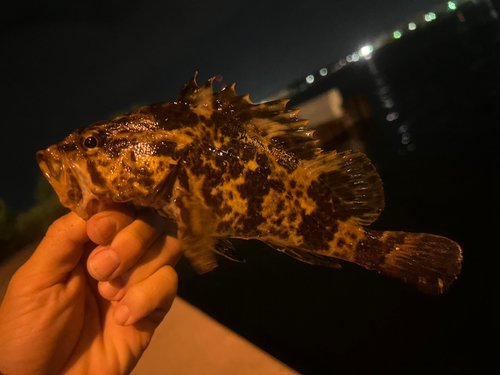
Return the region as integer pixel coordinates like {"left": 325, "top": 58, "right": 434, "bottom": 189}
{"left": 37, "top": 74, "right": 462, "bottom": 294}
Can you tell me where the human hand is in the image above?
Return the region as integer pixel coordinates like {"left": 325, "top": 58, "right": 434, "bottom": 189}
{"left": 0, "top": 205, "right": 181, "bottom": 375}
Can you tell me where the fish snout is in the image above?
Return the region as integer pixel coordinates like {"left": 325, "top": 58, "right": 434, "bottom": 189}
{"left": 37, "top": 145, "right": 64, "bottom": 182}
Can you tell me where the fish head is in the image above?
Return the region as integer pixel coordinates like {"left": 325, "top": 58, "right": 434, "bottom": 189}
{"left": 37, "top": 114, "right": 182, "bottom": 220}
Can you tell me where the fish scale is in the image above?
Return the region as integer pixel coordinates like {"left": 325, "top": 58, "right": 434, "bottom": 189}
{"left": 37, "top": 74, "right": 462, "bottom": 294}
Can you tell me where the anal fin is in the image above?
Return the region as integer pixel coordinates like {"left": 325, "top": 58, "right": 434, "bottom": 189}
{"left": 266, "top": 242, "right": 342, "bottom": 269}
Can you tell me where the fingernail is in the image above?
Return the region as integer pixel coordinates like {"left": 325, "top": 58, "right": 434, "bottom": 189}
{"left": 89, "top": 249, "right": 120, "bottom": 279}
{"left": 114, "top": 305, "right": 130, "bottom": 325}
{"left": 100, "top": 277, "right": 124, "bottom": 299}
{"left": 94, "top": 216, "right": 117, "bottom": 244}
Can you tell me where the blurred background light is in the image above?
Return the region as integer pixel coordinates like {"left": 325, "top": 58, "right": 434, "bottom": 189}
{"left": 425, "top": 13, "right": 432, "bottom": 21}
{"left": 378, "top": 86, "right": 389, "bottom": 95}
{"left": 408, "top": 22, "right": 417, "bottom": 30}
{"left": 401, "top": 133, "right": 411, "bottom": 144}
{"left": 429, "top": 12, "right": 436, "bottom": 20}
{"left": 306, "top": 74, "right": 315, "bottom": 83}
{"left": 383, "top": 99, "right": 394, "bottom": 108}
{"left": 393, "top": 30, "right": 402, "bottom": 39}
{"left": 448, "top": 2, "right": 457, "bottom": 10}
{"left": 346, "top": 55, "right": 353, "bottom": 62}
{"left": 319, "top": 68, "right": 328, "bottom": 76}
{"left": 360, "top": 45, "right": 373, "bottom": 56}
{"left": 386, "top": 112, "right": 399, "bottom": 121}
{"left": 352, "top": 52, "right": 360, "bottom": 62}
{"left": 398, "top": 124, "right": 409, "bottom": 133}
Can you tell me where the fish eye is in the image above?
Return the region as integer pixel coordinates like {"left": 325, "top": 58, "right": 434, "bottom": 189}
{"left": 83, "top": 136, "right": 99, "bottom": 149}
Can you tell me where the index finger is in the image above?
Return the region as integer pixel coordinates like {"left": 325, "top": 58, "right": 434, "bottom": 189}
{"left": 87, "top": 204, "right": 136, "bottom": 245}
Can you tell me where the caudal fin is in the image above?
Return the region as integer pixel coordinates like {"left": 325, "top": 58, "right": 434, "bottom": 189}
{"left": 356, "top": 230, "right": 463, "bottom": 294}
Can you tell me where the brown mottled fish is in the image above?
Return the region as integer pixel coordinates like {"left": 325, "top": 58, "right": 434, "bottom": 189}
{"left": 37, "top": 74, "right": 462, "bottom": 294}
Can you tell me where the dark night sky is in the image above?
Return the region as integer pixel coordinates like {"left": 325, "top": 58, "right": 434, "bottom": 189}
{"left": 1, "top": 0, "right": 444, "bottom": 212}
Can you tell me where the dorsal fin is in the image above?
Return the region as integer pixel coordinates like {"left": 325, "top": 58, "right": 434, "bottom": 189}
{"left": 213, "top": 87, "right": 320, "bottom": 161}
{"left": 175, "top": 72, "right": 202, "bottom": 103}
{"left": 302, "top": 150, "right": 385, "bottom": 225}
{"left": 239, "top": 99, "right": 320, "bottom": 160}
{"left": 176, "top": 74, "right": 320, "bottom": 161}
{"left": 176, "top": 73, "right": 217, "bottom": 107}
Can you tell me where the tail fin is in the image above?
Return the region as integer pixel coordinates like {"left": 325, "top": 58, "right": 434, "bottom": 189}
{"left": 355, "top": 230, "right": 463, "bottom": 294}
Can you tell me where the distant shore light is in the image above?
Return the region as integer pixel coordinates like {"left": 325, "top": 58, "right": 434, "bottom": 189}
{"left": 360, "top": 45, "right": 373, "bottom": 56}
{"left": 319, "top": 68, "right": 328, "bottom": 76}
{"left": 306, "top": 75, "right": 314, "bottom": 84}
{"left": 393, "top": 30, "right": 402, "bottom": 39}
{"left": 408, "top": 22, "right": 417, "bottom": 30}
{"left": 448, "top": 2, "right": 457, "bottom": 10}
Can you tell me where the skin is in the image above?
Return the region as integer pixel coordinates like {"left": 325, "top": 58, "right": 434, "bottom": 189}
{"left": 0, "top": 204, "right": 181, "bottom": 375}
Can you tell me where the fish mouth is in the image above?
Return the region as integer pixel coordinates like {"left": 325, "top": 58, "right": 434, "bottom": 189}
{"left": 37, "top": 145, "right": 88, "bottom": 217}
{"left": 37, "top": 145, "right": 111, "bottom": 220}
{"left": 37, "top": 147, "right": 64, "bottom": 183}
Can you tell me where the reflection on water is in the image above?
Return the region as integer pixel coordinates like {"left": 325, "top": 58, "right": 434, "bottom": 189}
{"left": 367, "top": 51, "right": 414, "bottom": 154}
{"left": 286, "top": 0, "right": 500, "bottom": 165}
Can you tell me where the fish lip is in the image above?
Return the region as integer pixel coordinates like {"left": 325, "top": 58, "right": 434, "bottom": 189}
{"left": 37, "top": 145, "right": 85, "bottom": 214}
{"left": 37, "top": 148, "right": 63, "bottom": 182}
{"left": 36, "top": 145, "right": 109, "bottom": 220}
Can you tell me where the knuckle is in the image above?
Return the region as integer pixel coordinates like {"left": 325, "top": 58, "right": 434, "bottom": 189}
{"left": 44, "top": 213, "right": 87, "bottom": 244}
{"left": 159, "top": 265, "right": 178, "bottom": 289}
{"left": 115, "top": 209, "right": 135, "bottom": 228}
{"left": 98, "top": 278, "right": 126, "bottom": 300}
{"left": 117, "top": 229, "right": 148, "bottom": 252}
{"left": 46, "top": 216, "right": 68, "bottom": 236}
{"left": 44, "top": 216, "right": 72, "bottom": 243}
{"left": 127, "top": 282, "right": 152, "bottom": 309}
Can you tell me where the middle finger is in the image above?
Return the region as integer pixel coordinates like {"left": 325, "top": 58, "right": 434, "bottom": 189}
{"left": 98, "top": 232, "right": 181, "bottom": 301}
{"left": 88, "top": 209, "right": 166, "bottom": 281}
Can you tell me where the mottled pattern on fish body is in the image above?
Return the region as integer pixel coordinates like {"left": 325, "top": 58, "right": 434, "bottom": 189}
{"left": 37, "top": 75, "right": 462, "bottom": 294}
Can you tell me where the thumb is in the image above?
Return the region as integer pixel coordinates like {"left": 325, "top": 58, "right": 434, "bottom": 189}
{"left": 17, "top": 212, "right": 90, "bottom": 287}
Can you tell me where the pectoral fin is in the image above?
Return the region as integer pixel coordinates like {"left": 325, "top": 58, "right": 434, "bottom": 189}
{"left": 213, "top": 238, "right": 245, "bottom": 262}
